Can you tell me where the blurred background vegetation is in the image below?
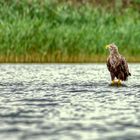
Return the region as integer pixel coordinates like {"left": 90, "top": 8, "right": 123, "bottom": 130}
{"left": 0, "top": 0, "right": 140, "bottom": 62}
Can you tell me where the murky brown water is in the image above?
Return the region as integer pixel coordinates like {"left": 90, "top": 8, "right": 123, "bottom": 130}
{"left": 0, "top": 64, "right": 140, "bottom": 140}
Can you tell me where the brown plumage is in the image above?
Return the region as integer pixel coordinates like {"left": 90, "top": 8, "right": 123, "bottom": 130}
{"left": 106, "top": 43, "right": 131, "bottom": 82}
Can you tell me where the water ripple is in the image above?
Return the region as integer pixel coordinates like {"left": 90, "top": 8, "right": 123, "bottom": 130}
{"left": 0, "top": 64, "right": 139, "bottom": 140}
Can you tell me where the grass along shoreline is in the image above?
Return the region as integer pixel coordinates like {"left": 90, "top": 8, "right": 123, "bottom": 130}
{"left": 0, "top": 54, "right": 139, "bottom": 63}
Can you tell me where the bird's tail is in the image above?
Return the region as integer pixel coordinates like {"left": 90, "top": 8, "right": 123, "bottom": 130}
{"left": 124, "top": 72, "right": 131, "bottom": 81}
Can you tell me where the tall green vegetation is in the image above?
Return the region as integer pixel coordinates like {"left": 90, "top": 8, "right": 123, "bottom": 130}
{"left": 0, "top": 0, "right": 139, "bottom": 62}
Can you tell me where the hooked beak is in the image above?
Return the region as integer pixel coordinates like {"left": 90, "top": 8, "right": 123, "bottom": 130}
{"left": 105, "top": 45, "right": 110, "bottom": 49}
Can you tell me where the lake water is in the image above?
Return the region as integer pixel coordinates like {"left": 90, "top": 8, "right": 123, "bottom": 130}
{"left": 0, "top": 64, "right": 140, "bottom": 140}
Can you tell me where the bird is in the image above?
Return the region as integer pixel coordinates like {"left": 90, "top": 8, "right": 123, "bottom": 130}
{"left": 105, "top": 43, "right": 131, "bottom": 85}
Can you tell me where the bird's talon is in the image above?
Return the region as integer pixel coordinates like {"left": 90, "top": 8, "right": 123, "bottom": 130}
{"left": 118, "top": 80, "right": 122, "bottom": 85}
{"left": 111, "top": 80, "right": 115, "bottom": 85}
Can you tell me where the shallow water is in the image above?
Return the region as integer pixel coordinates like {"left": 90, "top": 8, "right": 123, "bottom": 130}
{"left": 0, "top": 64, "right": 140, "bottom": 140}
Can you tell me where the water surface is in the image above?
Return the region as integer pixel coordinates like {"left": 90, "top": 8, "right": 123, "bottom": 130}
{"left": 0, "top": 64, "right": 140, "bottom": 140}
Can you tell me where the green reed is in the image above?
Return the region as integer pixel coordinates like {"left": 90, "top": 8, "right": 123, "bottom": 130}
{"left": 0, "top": 0, "right": 140, "bottom": 62}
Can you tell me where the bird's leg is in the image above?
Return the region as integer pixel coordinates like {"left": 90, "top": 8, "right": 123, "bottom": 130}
{"left": 117, "top": 79, "right": 122, "bottom": 85}
{"left": 111, "top": 73, "right": 115, "bottom": 85}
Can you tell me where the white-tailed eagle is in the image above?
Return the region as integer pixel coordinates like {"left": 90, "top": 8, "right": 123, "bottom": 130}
{"left": 105, "top": 43, "right": 131, "bottom": 85}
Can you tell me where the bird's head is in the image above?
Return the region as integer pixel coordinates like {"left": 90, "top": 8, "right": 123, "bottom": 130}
{"left": 105, "top": 43, "right": 119, "bottom": 55}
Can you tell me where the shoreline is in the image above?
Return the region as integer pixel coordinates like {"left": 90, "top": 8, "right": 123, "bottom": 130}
{"left": 0, "top": 55, "right": 139, "bottom": 63}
